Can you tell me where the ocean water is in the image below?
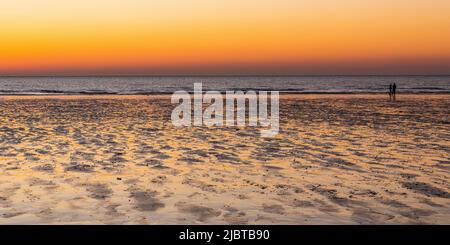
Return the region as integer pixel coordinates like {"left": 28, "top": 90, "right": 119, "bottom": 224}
{"left": 0, "top": 76, "right": 449, "bottom": 95}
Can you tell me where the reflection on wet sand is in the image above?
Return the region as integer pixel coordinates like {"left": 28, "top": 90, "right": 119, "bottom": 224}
{"left": 0, "top": 94, "right": 449, "bottom": 224}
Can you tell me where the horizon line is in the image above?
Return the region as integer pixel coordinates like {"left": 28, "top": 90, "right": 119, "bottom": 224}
{"left": 1, "top": 74, "right": 449, "bottom": 78}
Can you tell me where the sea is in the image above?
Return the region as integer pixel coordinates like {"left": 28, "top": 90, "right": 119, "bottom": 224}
{"left": 0, "top": 76, "right": 448, "bottom": 95}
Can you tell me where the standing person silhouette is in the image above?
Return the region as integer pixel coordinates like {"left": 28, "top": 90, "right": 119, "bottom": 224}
{"left": 393, "top": 83, "right": 397, "bottom": 101}
{"left": 389, "top": 83, "right": 393, "bottom": 100}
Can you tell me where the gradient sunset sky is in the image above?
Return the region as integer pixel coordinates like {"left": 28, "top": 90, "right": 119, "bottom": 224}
{"left": 1, "top": 0, "right": 450, "bottom": 75}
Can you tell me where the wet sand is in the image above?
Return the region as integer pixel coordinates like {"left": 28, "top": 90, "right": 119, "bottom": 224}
{"left": 0, "top": 94, "right": 449, "bottom": 224}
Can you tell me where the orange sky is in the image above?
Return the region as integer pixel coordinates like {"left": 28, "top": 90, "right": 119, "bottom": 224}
{"left": 1, "top": 0, "right": 450, "bottom": 75}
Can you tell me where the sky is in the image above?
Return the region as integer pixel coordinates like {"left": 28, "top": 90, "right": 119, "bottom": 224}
{"left": 1, "top": 0, "right": 450, "bottom": 75}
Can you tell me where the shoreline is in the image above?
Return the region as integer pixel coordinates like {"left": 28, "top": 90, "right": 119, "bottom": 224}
{"left": 0, "top": 91, "right": 449, "bottom": 96}
{"left": 0, "top": 92, "right": 449, "bottom": 101}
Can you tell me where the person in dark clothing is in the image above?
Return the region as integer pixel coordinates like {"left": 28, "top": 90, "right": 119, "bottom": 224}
{"left": 393, "top": 83, "right": 397, "bottom": 101}
{"left": 389, "top": 83, "right": 393, "bottom": 100}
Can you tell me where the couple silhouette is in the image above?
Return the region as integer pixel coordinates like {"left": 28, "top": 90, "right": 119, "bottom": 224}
{"left": 389, "top": 83, "right": 397, "bottom": 101}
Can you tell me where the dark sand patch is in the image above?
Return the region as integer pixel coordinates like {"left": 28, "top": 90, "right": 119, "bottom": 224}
{"left": 399, "top": 208, "right": 436, "bottom": 220}
{"left": 86, "top": 183, "right": 113, "bottom": 200}
{"left": 130, "top": 191, "right": 165, "bottom": 212}
{"left": 32, "top": 164, "right": 55, "bottom": 172}
{"left": 420, "top": 198, "right": 445, "bottom": 208}
{"left": 379, "top": 199, "right": 409, "bottom": 208}
{"left": 351, "top": 208, "right": 395, "bottom": 224}
{"left": 175, "top": 202, "right": 221, "bottom": 222}
{"left": 311, "top": 185, "right": 358, "bottom": 207}
{"left": 139, "top": 159, "right": 169, "bottom": 169}
{"left": 223, "top": 206, "right": 247, "bottom": 224}
{"left": 151, "top": 175, "right": 167, "bottom": 184}
{"left": 2, "top": 211, "right": 26, "bottom": 218}
{"left": 178, "top": 157, "right": 204, "bottom": 164}
{"left": 262, "top": 204, "right": 285, "bottom": 214}
{"left": 65, "top": 163, "right": 95, "bottom": 172}
{"left": 402, "top": 182, "right": 450, "bottom": 198}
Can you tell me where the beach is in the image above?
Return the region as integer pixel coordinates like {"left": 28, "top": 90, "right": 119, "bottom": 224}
{"left": 0, "top": 93, "right": 449, "bottom": 224}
